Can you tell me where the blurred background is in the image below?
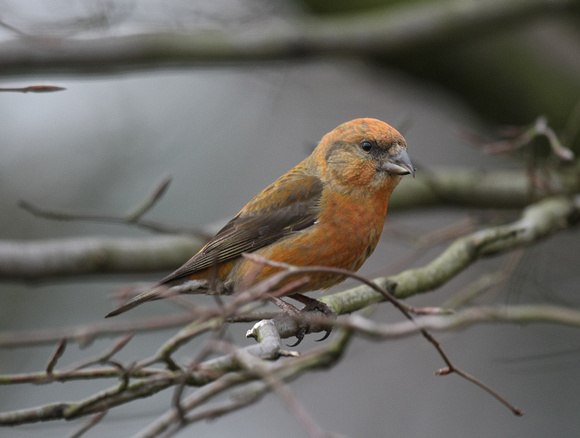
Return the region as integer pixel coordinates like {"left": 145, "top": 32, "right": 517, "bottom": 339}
{"left": 1, "top": 0, "right": 580, "bottom": 437}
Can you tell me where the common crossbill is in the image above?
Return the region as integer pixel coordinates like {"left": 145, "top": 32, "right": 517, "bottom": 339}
{"left": 106, "top": 118, "right": 414, "bottom": 318}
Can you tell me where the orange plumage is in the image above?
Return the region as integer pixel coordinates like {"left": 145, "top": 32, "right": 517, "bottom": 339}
{"left": 107, "top": 118, "right": 414, "bottom": 317}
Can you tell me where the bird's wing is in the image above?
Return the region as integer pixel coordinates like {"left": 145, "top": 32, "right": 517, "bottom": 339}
{"left": 158, "top": 173, "right": 324, "bottom": 285}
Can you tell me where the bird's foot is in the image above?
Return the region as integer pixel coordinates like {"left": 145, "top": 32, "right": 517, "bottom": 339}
{"left": 269, "top": 294, "right": 336, "bottom": 346}
{"left": 288, "top": 294, "right": 336, "bottom": 346}
{"left": 268, "top": 296, "right": 307, "bottom": 346}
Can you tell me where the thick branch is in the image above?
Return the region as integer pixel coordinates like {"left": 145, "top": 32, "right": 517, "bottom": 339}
{"left": 322, "top": 195, "right": 580, "bottom": 315}
{"left": 0, "top": 235, "right": 203, "bottom": 281}
{"left": 1, "top": 196, "right": 579, "bottom": 427}
{"left": 0, "top": 0, "right": 573, "bottom": 77}
{"left": 0, "top": 324, "right": 352, "bottom": 426}
{"left": 391, "top": 166, "right": 580, "bottom": 210}
{"left": 3, "top": 167, "right": 579, "bottom": 282}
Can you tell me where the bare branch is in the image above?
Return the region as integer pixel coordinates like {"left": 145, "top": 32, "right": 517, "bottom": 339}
{"left": 45, "top": 338, "right": 67, "bottom": 374}
{"left": 234, "top": 348, "right": 334, "bottom": 438}
{"left": 323, "top": 196, "right": 580, "bottom": 313}
{"left": 0, "top": 312, "right": 196, "bottom": 348}
{"left": 67, "top": 410, "right": 107, "bottom": 438}
{"left": 0, "top": 234, "right": 204, "bottom": 281}
{"left": 2, "top": 167, "right": 579, "bottom": 282}
{"left": 125, "top": 175, "right": 173, "bottom": 222}
{"left": 0, "top": 365, "right": 169, "bottom": 386}
{"left": 478, "top": 116, "right": 575, "bottom": 161}
{"left": 135, "top": 327, "right": 353, "bottom": 438}
{"left": 71, "top": 333, "right": 134, "bottom": 371}
{"left": 341, "top": 304, "right": 580, "bottom": 339}
{"left": 0, "top": 85, "right": 66, "bottom": 92}
{"left": 1, "top": 195, "right": 579, "bottom": 431}
{"left": 0, "top": 0, "right": 572, "bottom": 77}
{"left": 243, "top": 255, "right": 522, "bottom": 415}
{"left": 19, "top": 175, "right": 207, "bottom": 235}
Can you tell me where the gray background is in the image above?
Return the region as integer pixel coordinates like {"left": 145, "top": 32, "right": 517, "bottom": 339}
{"left": 1, "top": 4, "right": 579, "bottom": 437}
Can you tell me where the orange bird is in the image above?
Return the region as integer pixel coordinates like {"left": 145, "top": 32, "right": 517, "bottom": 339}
{"left": 106, "top": 118, "right": 414, "bottom": 318}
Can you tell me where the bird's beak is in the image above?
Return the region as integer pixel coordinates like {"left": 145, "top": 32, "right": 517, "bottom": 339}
{"left": 381, "top": 149, "right": 415, "bottom": 177}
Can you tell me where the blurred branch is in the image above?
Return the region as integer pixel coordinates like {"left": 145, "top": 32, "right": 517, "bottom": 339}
{"left": 0, "top": 235, "right": 204, "bottom": 281}
{"left": 0, "top": 85, "right": 65, "bottom": 92}
{"left": 2, "top": 166, "right": 580, "bottom": 281}
{"left": 135, "top": 327, "right": 352, "bottom": 438}
{"left": 480, "top": 116, "right": 575, "bottom": 161}
{"left": 19, "top": 175, "right": 207, "bottom": 235}
{"left": 2, "top": 195, "right": 579, "bottom": 430}
{"left": 243, "top": 256, "right": 524, "bottom": 415}
{"left": 391, "top": 164, "right": 580, "bottom": 210}
{"left": 0, "top": 310, "right": 275, "bottom": 349}
{"left": 342, "top": 304, "right": 580, "bottom": 338}
{"left": 0, "top": 320, "right": 352, "bottom": 427}
{"left": 0, "top": 0, "right": 573, "bottom": 77}
{"left": 4, "top": 195, "right": 579, "bottom": 354}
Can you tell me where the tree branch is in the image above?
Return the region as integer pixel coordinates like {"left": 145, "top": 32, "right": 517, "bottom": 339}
{"left": 0, "top": 235, "right": 204, "bottom": 281}
{"left": 1, "top": 195, "right": 579, "bottom": 430}
{"left": 0, "top": 0, "right": 573, "bottom": 77}
{"left": 0, "top": 312, "right": 198, "bottom": 348}
{"left": 323, "top": 195, "right": 580, "bottom": 314}
{"left": 3, "top": 167, "right": 580, "bottom": 282}
{"left": 342, "top": 304, "right": 580, "bottom": 340}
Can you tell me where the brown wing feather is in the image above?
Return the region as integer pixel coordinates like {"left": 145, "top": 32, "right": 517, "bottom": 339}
{"left": 158, "top": 173, "right": 323, "bottom": 285}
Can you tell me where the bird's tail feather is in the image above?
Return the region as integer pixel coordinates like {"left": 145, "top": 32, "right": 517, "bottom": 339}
{"left": 105, "top": 285, "right": 172, "bottom": 318}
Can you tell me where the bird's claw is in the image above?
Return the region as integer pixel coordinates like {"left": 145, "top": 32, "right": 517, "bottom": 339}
{"left": 303, "top": 299, "right": 335, "bottom": 342}
{"left": 289, "top": 296, "right": 336, "bottom": 345}
{"left": 271, "top": 294, "right": 336, "bottom": 345}
{"left": 287, "top": 330, "right": 305, "bottom": 347}
{"left": 316, "top": 329, "right": 332, "bottom": 342}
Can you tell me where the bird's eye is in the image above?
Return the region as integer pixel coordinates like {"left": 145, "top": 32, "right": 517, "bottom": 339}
{"left": 361, "top": 140, "right": 373, "bottom": 152}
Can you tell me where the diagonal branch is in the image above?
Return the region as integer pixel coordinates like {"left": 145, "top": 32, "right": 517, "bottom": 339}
{"left": 19, "top": 175, "right": 207, "bottom": 235}
{"left": 323, "top": 195, "right": 580, "bottom": 314}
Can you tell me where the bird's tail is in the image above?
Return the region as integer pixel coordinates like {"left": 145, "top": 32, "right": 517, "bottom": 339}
{"left": 105, "top": 285, "right": 172, "bottom": 318}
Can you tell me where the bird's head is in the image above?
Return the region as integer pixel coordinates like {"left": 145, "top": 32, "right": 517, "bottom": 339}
{"left": 311, "top": 118, "right": 414, "bottom": 193}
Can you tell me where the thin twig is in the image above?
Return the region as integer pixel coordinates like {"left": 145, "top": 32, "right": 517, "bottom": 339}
{"left": 0, "top": 312, "right": 196, "bottom": 349}
{"left": 126, "top": 175, "right": 173, "bottom": 221}
{"left": 427, "top": 333, "right": 523, "bottom": 416}
{"left": 136, "top": 328, "right": 353, "bottom": 438}
{"left": 71, "top": 333, "right": 134, "bottom": 371}
{"left": 243, "top": 254, "right": 523, "bottom": 415}
{"left": 46, "top": 338, "right": 67, "bottom": 374}
{"left": 19, "top": 176, "right": 208, "bottom": 235}
{"left": 443, "top": 248, "right": 525, "bottom": 309}
{"left": 235, "top": 348, "right": 333, "bottom": 438}
{"left": 171, "top": 325, "right": 229, "bottom": 423}
{"left": 3, "top": 196, "right": 579, "bottom": 430}
{"left": 67, "top": 410, "right": 108, "bottom": 438}
{"left": 0, "top": 85, "right": 66, "bottom": 93}
{"left": 0, "top": 366, "right": 168, "bottom": 385}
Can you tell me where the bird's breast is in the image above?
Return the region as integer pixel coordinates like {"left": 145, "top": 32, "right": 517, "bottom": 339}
{"left": 228, "top": 187, "right": 391, "bottom": 292}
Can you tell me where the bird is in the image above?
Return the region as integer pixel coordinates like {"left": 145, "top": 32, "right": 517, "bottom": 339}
{"left": 106, "top": 118, "right": 414, "bottom": 321}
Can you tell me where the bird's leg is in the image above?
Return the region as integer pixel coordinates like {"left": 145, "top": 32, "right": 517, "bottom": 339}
{"left": 287, "top": 293, "right": 336, "bottom": 343}
{"left": 268, "top": 296, "right": 307, "bottom": 346}
{"left": 268, "top": 295, "right": 301, "bottom": 313}
{"left": 267, "top": 295, "right": 336, "bottom": 346}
